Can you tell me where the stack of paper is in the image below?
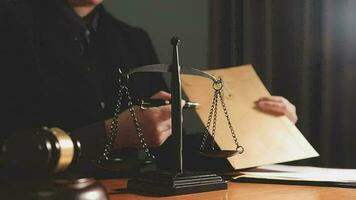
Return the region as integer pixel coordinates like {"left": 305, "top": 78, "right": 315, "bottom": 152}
{"left": 237, "top": 164, "right": 356, "bottom": 183}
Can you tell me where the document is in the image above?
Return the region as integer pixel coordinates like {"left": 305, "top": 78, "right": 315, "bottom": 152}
{"left": 231, "top": 164, "right": 356, "bottom": 188}
{"left": 181, "top": 65, "right": 319, "bottom": 170}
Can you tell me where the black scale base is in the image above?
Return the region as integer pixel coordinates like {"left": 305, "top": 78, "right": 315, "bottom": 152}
{"left": 127, "top": 171, "right": 227, "bottom": 196}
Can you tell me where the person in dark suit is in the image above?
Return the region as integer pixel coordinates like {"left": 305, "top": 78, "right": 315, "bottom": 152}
{"left": 0, "top": 0, "right": 173, "bottom": 163}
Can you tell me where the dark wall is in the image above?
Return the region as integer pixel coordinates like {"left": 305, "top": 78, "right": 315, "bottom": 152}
{"left": 103, "top": 0, "right": 210, "bottom": 69}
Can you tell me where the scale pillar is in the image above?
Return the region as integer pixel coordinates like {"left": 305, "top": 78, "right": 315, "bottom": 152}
{"left": 127, "top": 37, "right": 227, "bottom": 196}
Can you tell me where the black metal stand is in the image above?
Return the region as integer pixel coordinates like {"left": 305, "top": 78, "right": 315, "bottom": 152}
{"left": 127, "top": 171, "right": 227, "bottom": 196}
{"left": 127, "top": 37, "right": 227, "bottom": 196}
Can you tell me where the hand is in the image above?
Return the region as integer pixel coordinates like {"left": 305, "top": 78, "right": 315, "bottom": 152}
{"left": 106, "top": 91, "right": 173, "bottom": 149}
{"left": 255, "top": 96, "right": 298, "bottom": 124}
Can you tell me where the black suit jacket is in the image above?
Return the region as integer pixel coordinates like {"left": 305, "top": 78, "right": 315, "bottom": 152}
{"left": 0, "top": 0, "right": 166, "bottom": 140}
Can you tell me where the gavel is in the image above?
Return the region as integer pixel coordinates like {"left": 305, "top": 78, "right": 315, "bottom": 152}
{"left": 0, "top": 127, "right": 110, "bottom": 200}
{"left": 1, "top": 127, "right": 82, "bottom": 176}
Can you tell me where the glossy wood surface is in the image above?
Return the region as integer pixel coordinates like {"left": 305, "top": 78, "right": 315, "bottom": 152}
{"left": 100, "top": 179, "right": 356, "bottom": 200}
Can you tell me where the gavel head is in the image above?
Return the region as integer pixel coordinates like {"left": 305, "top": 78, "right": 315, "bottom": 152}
{"left": 1, "top": 127, "right": 82, "bottom": 176}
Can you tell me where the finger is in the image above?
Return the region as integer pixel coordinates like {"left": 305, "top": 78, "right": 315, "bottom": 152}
{"left": 160, "top": 129, "right": 172, "bottom": 141}
{"left": 156, "top": 104, "right": 172, "bottom": 120}
{"left": 142, "top": 118, "right": 171, "bottom": 138}
{"left": 257, "top": 100, "right": 298, "bottom": 123}
{"left": 147, "top": 129, "right": 172, "bottom": 147}
{"left": 158, "top": 101, "right": 185, "bottom": 116}
{"left": 143, "top": 119, "right": 171, "bottom": 147}
{"left": 141, "top": 104, "right": 172, "bottom": 121}
{"left": 156, "top": 119, "right": 172, "bottom": 133}
{"left": 257, "top": 96, "right": 287, "bottom": 103}
{"left": 150, "top": 91, "right": 186, "bottom": 108}
{"left": 151, "top": 91, "right": 171, "bottom": 100}
{"left": 257, "top": 101, "right": 287, "bottom": 115}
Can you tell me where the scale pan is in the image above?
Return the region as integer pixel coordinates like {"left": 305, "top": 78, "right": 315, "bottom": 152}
{"left": 200, "top": 150, "right": 239, "bottom": 158}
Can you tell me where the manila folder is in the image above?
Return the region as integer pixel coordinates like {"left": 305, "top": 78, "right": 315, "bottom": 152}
{"left": 181, "top": 65, "right": 319, "bottom": 170}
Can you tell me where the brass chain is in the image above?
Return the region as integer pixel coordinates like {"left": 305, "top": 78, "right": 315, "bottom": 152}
{"left": 124, "top": 81, "right": 155, "bottom": 160}
{"left": 97, "top": 69, "right": 124, "bottom": 164}
{"left": 200, "top": 78, "right": 244, "bottom": 154}
{"left": 96, "top": 69, "right": 154, "bottom": 164}
{"left": 200, "top": 89, "right": 218, "bottom": 151}
{"left": 218, "top": 89, "right": 244, "bottom": 154}
{"left": 211, "top": 90, "right": 218, "bottom": 150}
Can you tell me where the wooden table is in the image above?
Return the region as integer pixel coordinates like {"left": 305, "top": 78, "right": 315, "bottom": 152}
{"left": 100, "top": 179, "right": 356, "bottom": 200}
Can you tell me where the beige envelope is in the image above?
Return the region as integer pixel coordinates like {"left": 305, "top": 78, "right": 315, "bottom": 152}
{"left": 181, "top": 65, "right": 319, "bottom": 170}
